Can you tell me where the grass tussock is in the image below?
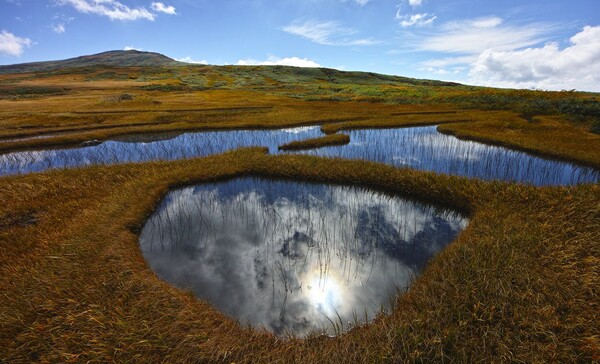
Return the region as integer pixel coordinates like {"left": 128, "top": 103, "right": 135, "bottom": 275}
{"left": 278, "top": 133, "right": 350, "bottom": 151}
{"left": 0, "top": 148, "right": 598, "bottom": 362}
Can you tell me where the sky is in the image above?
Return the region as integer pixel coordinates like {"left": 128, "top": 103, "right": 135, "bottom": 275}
{"left": 1, "top": 0, "right": 599, "bottom": 91}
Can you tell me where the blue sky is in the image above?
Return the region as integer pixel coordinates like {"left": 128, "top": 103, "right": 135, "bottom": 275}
{"left": 1, "top": 0, "right": 599, "bottom": 91}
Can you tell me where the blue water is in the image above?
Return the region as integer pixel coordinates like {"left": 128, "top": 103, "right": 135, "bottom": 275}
{"left": 0, "top": 125, "right": 598, "bottom": 185}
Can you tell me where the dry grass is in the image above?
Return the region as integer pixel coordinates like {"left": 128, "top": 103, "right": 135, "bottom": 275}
{"left": 278, "top": 133, "right": 350, "bottom": 150}
{"left": 0, "top": 148, "right": 598, "bottom": 362}
{"left": 0, "top": 65, "right": 599, "bottom": 362}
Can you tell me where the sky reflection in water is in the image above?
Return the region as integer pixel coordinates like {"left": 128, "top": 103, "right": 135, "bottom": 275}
{"left": 0, "top": 125, "right": 598, "bottom": 185}
{"left": 140, "top": 177, "right": 468, "bottom": 336}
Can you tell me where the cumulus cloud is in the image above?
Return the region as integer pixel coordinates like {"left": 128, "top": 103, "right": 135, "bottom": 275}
{"left": 56, "top": 0, "right": 176, "bottom": 21}
{"left": 151, "top": 2, "right": 176, "bottom": 15}
{"left": 177, "top": 56, "right": 208, "bottom": 65}
{"left": 123, "top": 46, "right": 142, "bottom": 51}
{"left": 282, "top": 20, "right": 379, "bottom": 46}
{"left": 469, "top": 26, "right": 600, "bottom": 92}
{"left": 236, "top": 56, "right": 321, "bottom": 68}
{"left": 0, "top": 30, "right": 32, "bottom": 56}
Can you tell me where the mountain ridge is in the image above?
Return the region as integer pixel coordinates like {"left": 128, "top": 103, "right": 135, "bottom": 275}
{"left": 0, "top": 50, "right": 461, "bottom": 87}
{"left": 0, "top": 50, "right": 182, "bottom": 74}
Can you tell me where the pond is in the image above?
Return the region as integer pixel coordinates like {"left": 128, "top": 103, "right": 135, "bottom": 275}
{"left": 139, "top": 177, "right": 468, "bottom": 336}
{"left": 0, "top": 125, "right": 598, "bottom": 185}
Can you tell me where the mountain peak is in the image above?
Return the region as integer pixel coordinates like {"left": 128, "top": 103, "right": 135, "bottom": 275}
{"left": 0, "top": 50, "right": 181, "bottom": 74}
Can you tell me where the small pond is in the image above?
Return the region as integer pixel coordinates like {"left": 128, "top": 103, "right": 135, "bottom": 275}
{"left": 139, "top": 177, "right": 468, "bottom": 336}
{"left": 0, "top": 125, "right": 598, "bottom": 186}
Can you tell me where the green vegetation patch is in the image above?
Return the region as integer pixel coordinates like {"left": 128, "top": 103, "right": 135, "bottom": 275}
{"left": 0, "top": 86, "right": 68, "bottom": 99}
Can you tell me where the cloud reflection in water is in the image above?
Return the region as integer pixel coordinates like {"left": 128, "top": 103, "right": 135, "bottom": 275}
{"left": 140, "top": 177, "right": 468, "bottom": 336}
{"left": 1, "top": 125, "right": 597, "bottom": 186}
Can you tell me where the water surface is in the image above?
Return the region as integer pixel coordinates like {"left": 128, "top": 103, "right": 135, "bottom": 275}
{"left": 139, "top": 178, "right": 468, "bottom": 336}
{"left": 0, "top": 125, "right": 597, "bottom": 185}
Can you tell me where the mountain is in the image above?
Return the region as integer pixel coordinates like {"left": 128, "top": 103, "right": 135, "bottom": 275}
{"left": 0, "top": 50, "right": 461, "bottom": 87}
{"left": 0, "top": 50, "right": 182, "bottom": 74}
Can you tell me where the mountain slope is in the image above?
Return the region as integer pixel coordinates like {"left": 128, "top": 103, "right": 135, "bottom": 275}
{"left": 0, "top": 50, "right": 461, "bottom": 87}
{"left": 0, "top": 50, "right": 181, "bottom": 74}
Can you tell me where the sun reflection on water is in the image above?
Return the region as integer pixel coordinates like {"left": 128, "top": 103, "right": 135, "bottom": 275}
{"left": 307, "top": 272, "right": 345, "bottom": 316}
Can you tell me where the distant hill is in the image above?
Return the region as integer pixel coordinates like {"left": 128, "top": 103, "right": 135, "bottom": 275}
{"left": 0, "top": 50, "right": 181, "bottom": 74}
{"left": 0, "top": 50, "right": 461, "bottom": 87}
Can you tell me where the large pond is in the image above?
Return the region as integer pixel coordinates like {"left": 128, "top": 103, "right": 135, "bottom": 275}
{"left": 1, "top": 125, "right": 598, "bottom": 185}
{"left": 139, "top": 178, "right": 468, "bottom": 336}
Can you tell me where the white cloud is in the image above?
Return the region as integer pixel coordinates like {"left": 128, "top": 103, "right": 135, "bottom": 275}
{"left": 236, "top": 56, "right": 321, "bottom": 68}
{"left": 177, "top": 56, "right": 208, "bottom": 65}
{"left": 151, "top": 2, "right": 176, "bottom": 15}
{"left": 56, "top": 0, "right": 155, "bottom": 21}
{"left": 282, "top": 19, "right": 380, "bottom": 46}
{"left": 418, "top": 17, "right": 553, "bottom": 53}
{"left": 0, "top": 30, "right": 32, "bottom": 56}
{"left": 469, "top": 26, "right": 600, "bottom": 92}
{"left": 51, "top": 23, "right": 66, "bottom": 34}
{"left": 353, "top": 0, "right": 370, "bottom": 5}
{"left": 124, "top": 46, "right": 142, "bottom": 51}
{"left": 396, "top": 13, "right": 437, "bottom": 27}
{"left": 395, "top": 0, "right": 435, "bottom": 27}
{"left": 421, "top": 56, "right": 478, "bottom": 68}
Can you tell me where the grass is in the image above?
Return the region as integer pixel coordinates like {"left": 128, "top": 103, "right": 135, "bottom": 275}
{"left": 0, "top": 59, "right": 599, "bottom": 362}
{"left": 0, "top": 148, "right": 598, "bottom": 362}
{"left": 278, "top": 133, "right": 350, "bottom": 150}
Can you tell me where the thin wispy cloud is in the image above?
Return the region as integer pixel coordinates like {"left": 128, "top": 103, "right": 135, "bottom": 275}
{"left": 56, "top": 0, "right": 177, "bottom": 21}
{"left": 51, "top": 23, "right": 66, "bottom": 34}
{"left": 236, "top": 56, "right": 321, "bottom": 68}
{"left": 396, "top": 0, "right": 436, "bottom": 27}
{"left": 282, "top": 20, "right": 380, "bottom": 46}
{"left": 421, "top": 56, "right": 478, "bottom": 68}
{"left": 396, "top": 13, "right": 437, "bottom": 27}
{"left": 0, "top": 30, "right": 32, "bottom": 56}
{"left": 418, "top": 17, "right": 554, "bottom": 54}
{"left": 50, "top": 14, "right": 73, "bottom": 34}
{"left": 151, "top": 2, "right": 176, "bottom": 15}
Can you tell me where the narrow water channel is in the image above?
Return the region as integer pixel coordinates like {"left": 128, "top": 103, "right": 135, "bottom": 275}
{"left": 0, "top": 125, "right": 597, "bottom": 185}
{"left": 139, "top": 177, "right": 468, "bottom": 336}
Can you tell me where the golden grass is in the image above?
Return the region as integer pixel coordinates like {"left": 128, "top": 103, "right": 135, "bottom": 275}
{"left": 438, "top": 114, "right": 600, "bottom": 168}
{"left": 0, "top": 148, "right": 598, "bottom": 362}
{"left": 0, "top": 65, "right": 599, "bottom": 362}
{"left": 1, "top": 69, "right": 598, "bottom": 168}
{"left": 278, "top": 133, "right": 350, "bottom": 150}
